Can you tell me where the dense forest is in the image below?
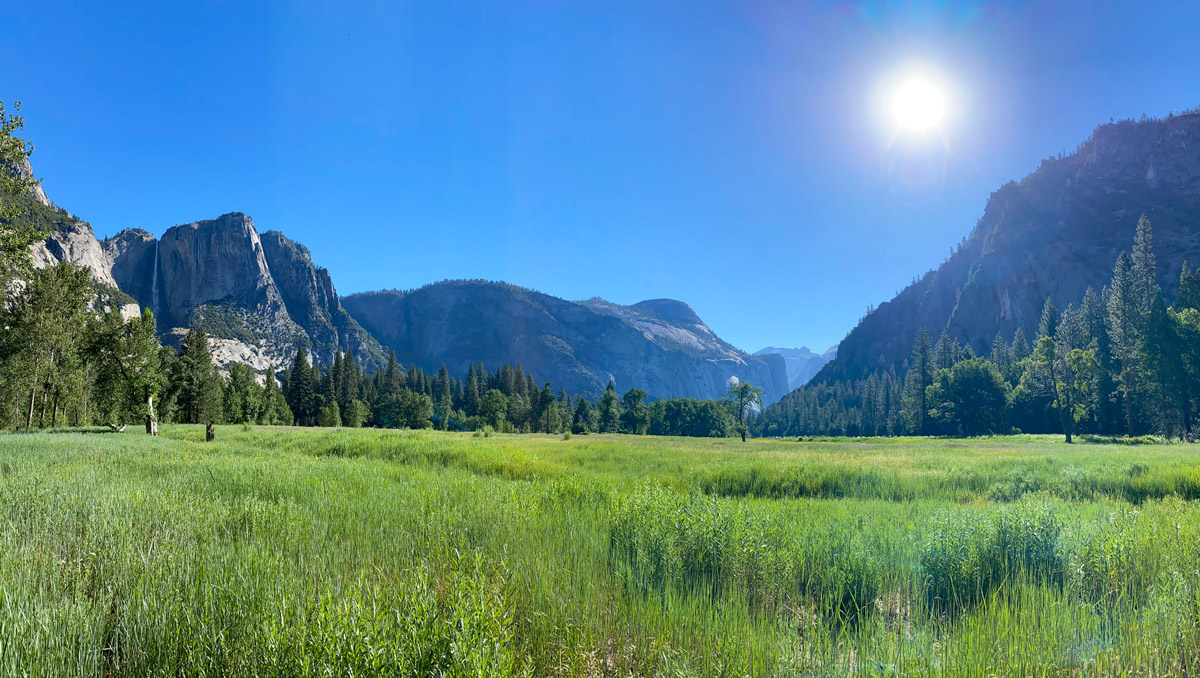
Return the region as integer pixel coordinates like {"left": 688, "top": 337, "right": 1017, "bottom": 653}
{"left": 755, "top": 215, "right": 1200, "bottom": 441}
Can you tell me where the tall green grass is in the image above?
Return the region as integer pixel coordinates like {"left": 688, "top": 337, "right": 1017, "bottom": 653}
{"left": 2, "top": 426, "right": 1199, "bottom": 675}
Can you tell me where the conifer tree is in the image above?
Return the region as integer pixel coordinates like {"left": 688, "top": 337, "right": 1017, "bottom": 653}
{"left": 1107, "top": 251, "right": 1141, "bottom": 434}
{"left": 573, "top": 395, "right": 596, "bottom": 433}
{"left": 1176, "top": 262, "right": 1200, "bottom": 311}
{"left": 900, "top": 327, "right": 933, "bottom": 434}
{"left": 286, "top": 347, "right": 316, "bottom": 426}
{"left": 1131, "top": 214, "right": 1159, "bottom": 313}
{"left": 174, "top": 329, "right": 223, "bottom": 425}
{"left": 598, "top": 381, "right": 621, "bottom": 433}
{"left": 1037, "top": 297, "right": 1060, "bottom": 339}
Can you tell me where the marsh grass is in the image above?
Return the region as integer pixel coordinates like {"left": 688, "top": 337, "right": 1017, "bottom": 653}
{"left": 1, "top": 426, "right": 1199, "bottom": 675}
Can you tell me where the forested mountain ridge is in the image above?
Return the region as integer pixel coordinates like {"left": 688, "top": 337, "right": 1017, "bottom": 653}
{"left": 756, "top": 110, "right": 1200, "bottom": 440}
{"left": 816, "top": 111, "right": 1200, "bottom": 386}
{"left": 342, "top": 282, "right": 788, "bottom": 402}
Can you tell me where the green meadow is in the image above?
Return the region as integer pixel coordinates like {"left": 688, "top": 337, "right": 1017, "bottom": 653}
{"left": 3, "top": 427, "right": 1200, "bottom": 676}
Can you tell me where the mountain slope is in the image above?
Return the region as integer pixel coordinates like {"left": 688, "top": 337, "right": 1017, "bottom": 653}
{"left": 755, "top": 346, "right": 838, "bottom": 390}
{"left": 813, "top": 111, "right": 1200, "bottom": 386}
{"left": 343, "top": 281, "right": 789, "bottom": 402}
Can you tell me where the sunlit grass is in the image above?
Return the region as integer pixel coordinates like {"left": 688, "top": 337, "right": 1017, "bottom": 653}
{"left": 1, "top": 426, "right": 1199, "bottom": 675}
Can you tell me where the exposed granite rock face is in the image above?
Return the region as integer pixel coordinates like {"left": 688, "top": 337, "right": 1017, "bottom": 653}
{"left": 30, "top": 219, "right": 118, "bottom": 287}
{"left": 9, "top": 154, "right": 50, "bottom": 206}
{"left": 90, "top": 214, "right": 383, "bottom": 372}
{"left": 259, "top": 231, "right": 384, "bottom": 368}
{"left": 103, "top": 228, "right": 157, "bottom": 310}
{"left": 343, "top": 281, "right": 789, "bottom": 403}
{"left": 815, "top": 112, "right": 1200, "bottom": 385}
{"left": 156, "top": 213, "right": 285, "bottom": 330}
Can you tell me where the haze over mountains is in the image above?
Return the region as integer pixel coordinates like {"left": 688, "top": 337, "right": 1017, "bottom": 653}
{"left": 23, "top": 166, "right": 790, "bottom": 403}
{"left": 754, "top": 346, "right": 838, "bottom": 390}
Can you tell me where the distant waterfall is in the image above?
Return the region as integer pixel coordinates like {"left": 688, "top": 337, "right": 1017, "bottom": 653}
{"left": 151, "top": 240, "right": 160, "bottom": 318}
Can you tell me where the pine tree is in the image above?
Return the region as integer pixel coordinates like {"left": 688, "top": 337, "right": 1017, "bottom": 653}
{"left": 464, "top": 366, "right": 481, "bottom": 416}
{"left": 1011, "top": 328, "right": 1031, "bottom": 362}
{"left": 598, "top": 381, "right": 621, "bottom": 433}
{"left": 934, "top": 329, "right": 958, "bottom": 371}
{"left": 286, "top": 347, "right": 316, "bottom": 426}
{"left": 174, "top": 328, "right": 223, "bottom": 425}
{"left": 990, "top": 331, "right": 1011, "bottom": 373}
{"left": 573, "top": 396, "right": 596, "bottom": 433}
{"left": 900, "top": 327, "right": 933, "bottom": 435}
{"left": 434, "top": 364, "right": 453, "bottom": 428}
{"left": 1108, "top": 251, "right": 1141, "bottom": 434}
{"left": 1131, "top": 214, "right": 1159, "bottom": 313}
{"left": 384, "top": 350, "right": 400, "bottom": 396}
{"left": 1177, "top": 262, "right": 1200, "bottom": 311}
{"left": 1139, "top": 292, "right": 1187, "bottom": 437}
{"left": 1037, "top": 297, "right": 1060, "bottom": 339}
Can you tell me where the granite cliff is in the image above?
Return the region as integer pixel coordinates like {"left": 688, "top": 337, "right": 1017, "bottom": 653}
{"left": 342, "top": 281, "right": 788, "bottom": 402}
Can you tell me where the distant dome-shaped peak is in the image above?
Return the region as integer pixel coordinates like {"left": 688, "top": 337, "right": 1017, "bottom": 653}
{"left": 630, "top": 298, "right": 703, "bottom": 326}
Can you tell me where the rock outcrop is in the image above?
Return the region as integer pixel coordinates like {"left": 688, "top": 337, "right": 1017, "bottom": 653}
{"left": 155, "top": 213, "right": 284, "bottom": 330}
{"left": 30, "top": 219, "right": 118, "bottom": 288}
{"left": 259, "top": 230, "right": 385, "bottom": 367}
{"left": 343, "top": 281, "right": 789, "bottom": 402}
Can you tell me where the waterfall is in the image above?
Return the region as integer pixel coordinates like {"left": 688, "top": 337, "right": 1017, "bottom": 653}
{"left": 151, "top": 239, "right": 160, "bottom": 317}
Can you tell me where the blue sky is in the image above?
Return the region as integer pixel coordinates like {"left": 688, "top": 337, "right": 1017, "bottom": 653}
{"left": 5, "top": 1, "right": 1200, "bottom": 352}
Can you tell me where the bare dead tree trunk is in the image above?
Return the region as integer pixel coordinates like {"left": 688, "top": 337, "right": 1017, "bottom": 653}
{"left": 146, "top": 394, "right": 158, "bottom": 436}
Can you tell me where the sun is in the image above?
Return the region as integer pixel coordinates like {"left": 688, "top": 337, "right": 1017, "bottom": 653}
{"left": 892, "top": 79, "right": 944, "bottom": 131}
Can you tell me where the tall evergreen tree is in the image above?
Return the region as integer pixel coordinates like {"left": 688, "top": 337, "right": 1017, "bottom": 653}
{"left": 900, "top": 327, "right": 934, "bottom": 434}
{"left": 1107, "top": 251, "right": 1141, "bottom": 434}
{"left": 174, "top": 329, "right": 223, "bottom": 425}
{"left": 598, "top": 381, "right": 621, "bottom": 433}
{"left": 1176, "top": 262, "right": 1200, "bottom": 311}
{"left": 1131, "top": 214, "right": 1159, "bottom": 313}
{"left": 1037, "top": 297, "right": 1060, "bottom": 339}
{"left": 286, "top": 347, "right": 316, "bottom": 426}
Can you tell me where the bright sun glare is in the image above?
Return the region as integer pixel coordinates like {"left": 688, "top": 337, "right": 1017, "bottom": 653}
{"left": 892, "top": 79, "right": 944, "bottom": 131}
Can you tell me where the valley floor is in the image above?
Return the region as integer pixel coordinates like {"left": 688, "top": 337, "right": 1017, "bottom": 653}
{"left": 2, "top": 427, "right": 1200, "bottom": 676}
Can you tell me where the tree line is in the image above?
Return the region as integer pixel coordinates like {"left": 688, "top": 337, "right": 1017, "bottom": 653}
{"left": 755, "top": 215, "right": 1200, "bottom": 442}
{"left": 0, "top": 269, "right": 763, "bottom": 437}
{"left": 160, "top": 335, "right": 762, "bottom": 438}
